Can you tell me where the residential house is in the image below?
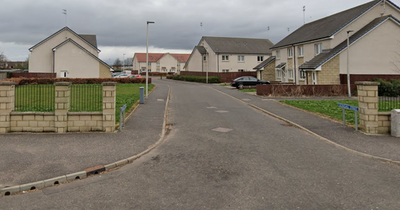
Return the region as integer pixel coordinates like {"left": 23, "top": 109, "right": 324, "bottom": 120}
{"left": 29, "top": 27, "right": 113, "bottom": 78}
{"left": 267, "top": 0, "right": 400, "bottom": 85}
{"left": 0, "top": 61, "right": 28, "bottom": 69}
{"left": 185, "top": 36, "right": 274, "bottom": 79}
{"left": 133, "top": 53, "right": 190, "bottom": 73}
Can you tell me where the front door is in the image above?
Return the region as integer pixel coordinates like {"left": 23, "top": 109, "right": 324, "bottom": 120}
{"left": 312, "top": 72, "right": 317, "bottom": 85}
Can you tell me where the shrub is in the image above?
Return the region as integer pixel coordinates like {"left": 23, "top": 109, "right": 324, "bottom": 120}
{"left": 170, "top": 75, "right": 221, "bottom": 83}
{"left": 373, "top": 78, "right": 400, "bottom": 97}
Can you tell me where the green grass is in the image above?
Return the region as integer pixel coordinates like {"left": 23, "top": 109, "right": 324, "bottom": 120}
{"left": 238, "top": 88, "right": 257, "bottom": 93}
{"left": 115, "top": 83, "right": 154, "bottom": 123}
{"left": 220, "top": 84, "right": 230, "bottom": 86}
{"left": 280, "top": 100, "right": 359, "bottom": 125}
{"left": 15, "top": 83, "right": 154, "bottom": 125}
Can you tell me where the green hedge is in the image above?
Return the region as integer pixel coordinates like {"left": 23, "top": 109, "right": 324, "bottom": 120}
{"left": 169, "top": 75, "right": 221, "bottom": 83}
{"left": 373, "top": 78, "right": 400, "bottom": 97}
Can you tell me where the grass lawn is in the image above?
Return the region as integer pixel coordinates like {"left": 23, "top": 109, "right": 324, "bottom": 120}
{"left": 280, "top": 100, "right": 359, "bottom": 125}
{"left": 15, "top": 83, "right": 154, "bottom": 125}
{"left": 238, "top": 88, "right": 257, "bottom": 93}
{"left": 115, "top": 83, "right": 154, "bottom": 123}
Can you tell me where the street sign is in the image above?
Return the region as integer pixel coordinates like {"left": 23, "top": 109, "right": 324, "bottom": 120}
{"left": 338, "top": 103, "right": 359, "bottom": 131}
{"left": 338, "top": 103, "right": 359, "bottom": 111}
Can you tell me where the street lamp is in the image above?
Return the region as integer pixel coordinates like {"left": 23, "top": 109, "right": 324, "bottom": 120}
{"left": 346, "top": 30, "right": 353, "bottom": 98}
{"left": 123, "top": 53, "right": 125, "bottom": 69}
{"left": 146, "top": 21, "right": 155, "bottom": 99}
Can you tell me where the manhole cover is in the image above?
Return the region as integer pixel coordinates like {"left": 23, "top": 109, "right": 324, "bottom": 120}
{"left": 215, "top": 110, "right": 229, "bottom": 113}
{"left": 212, "top": 127, "right": 233, "bottom": 133}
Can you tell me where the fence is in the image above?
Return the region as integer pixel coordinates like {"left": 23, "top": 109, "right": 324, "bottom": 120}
{"left": 378, "top": 96, "right": 400, "bottom": 112}
{"left": 70, "top": 84, "right": 103, "bottom": 112}
{"left": 0, "top": 73, "right": 6, "bottom": 80}
{"left": 339, "top": 74, "right": 400, "bottom": 84}
{"left": 11, "top": 72, "right": 56, "bottom": 78}
{"left": 180, "top": 71, "right": 257, "bottom": 83}
{"left": 14, "top": 84, "right": 55, "bottom": 112}
{"left": 256, "top": 84, "right": 357, "bottom": 97}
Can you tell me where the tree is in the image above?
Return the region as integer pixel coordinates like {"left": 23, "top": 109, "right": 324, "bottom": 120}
{"left": 113, "top": 58, "right": 122, "bottom": 69}
{"left": 124, "top": 57, "right": 133, "bottom": 66}
{"left": 0, "top": 51, "right": 7, "bottom": 62}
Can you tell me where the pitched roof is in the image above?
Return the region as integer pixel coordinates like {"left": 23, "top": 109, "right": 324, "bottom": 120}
{"left": 201, "top": 36, "right": 274, "bottom": 54}
{"left": 134, "top": 53, "right": 190, "bottom": 63}
{"left": 171, "top": 54, "right": 190, "bottom": 63}
{"left": 271, "top": 0, "right": 382, "bottom": 49}
{"left": 254, "top": 56, "right": 276, "bottom": 70}
{"left": 79, "top": 34, "right": 97, "bottom": 48}
{"left": 299, "top": 15, "right": 399, "bottom": 70}
{"left": 52, "top": 38, "right": 113, "bottom": 70}
{"left": 196, "top": 46, "right": 207, "bottom": 55}
{"left": 29, "top": 27, "right": 100, "bottom": 52}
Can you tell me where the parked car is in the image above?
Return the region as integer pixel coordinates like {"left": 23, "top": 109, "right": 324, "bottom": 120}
{"left": 230, "top": 76, "right": 270, "bottom": 89}
{"left": 129, "top": 74, "right": 142, "bottom": 78}
{"left": 111, "top": 72, "right": 122, "bottom": 78}
{"left": 115, "top": 74, "right": 129, "bottom": 78}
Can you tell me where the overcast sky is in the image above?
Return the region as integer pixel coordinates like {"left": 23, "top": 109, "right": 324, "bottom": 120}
{"left": 1, "top": 0, "right": 399, "bottom": 64}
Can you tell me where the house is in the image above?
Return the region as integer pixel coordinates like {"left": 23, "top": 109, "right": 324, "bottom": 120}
{"left": 133, "top": 52, "right": 190, "bottom": 73}
{"left": 0, "top": 61, "right": 28, "bottom": 69}
{"left": 265, "top": 0, "right": 400, "bottom": 85}
{"left": 185, "top": 36, "right": 274, "bottom": 78}
{"left": 29, "top": 27, "right": 113, "bottom": 78}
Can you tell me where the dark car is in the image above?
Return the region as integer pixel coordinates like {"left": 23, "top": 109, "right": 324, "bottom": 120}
{"left": 230, "top": 76, "right": 270, "bottom": 89}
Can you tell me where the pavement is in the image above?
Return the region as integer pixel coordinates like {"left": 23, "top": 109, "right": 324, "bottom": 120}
{"left": 1, "top": 78, "right": 400, "bottom": 196}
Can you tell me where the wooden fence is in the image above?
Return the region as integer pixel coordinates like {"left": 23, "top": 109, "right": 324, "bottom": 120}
{"left": 180, "top": 71, "right": 257, "bottom": 83}
{"left": 339, "top": 74, "right": 400, "bottom": 84}
{"left": 11, "top": 73, "right": 56, "bottom": 78}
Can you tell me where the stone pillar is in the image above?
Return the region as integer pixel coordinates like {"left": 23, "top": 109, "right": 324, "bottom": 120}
{"left": 0, "top": 82, "right": 15, "bottom": 133}
{"left": 54, "top": 82, "right": 70, "bottom": 133}
{"left": 356, "top": 81, "right": 379, "bottom": 134}
{"left": 102, "top": 82, "right": 116, "bottom": 132}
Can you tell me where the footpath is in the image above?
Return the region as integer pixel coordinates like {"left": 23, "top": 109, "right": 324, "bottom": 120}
{"left": 211, "top": 84, "right": 400, "bottom": 163}
{"left": 0, "top": 80, "right": 168, "bottom": 191}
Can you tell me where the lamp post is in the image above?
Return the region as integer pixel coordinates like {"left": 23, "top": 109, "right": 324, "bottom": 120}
{"left": 346, "top": 30, "right": 353, "bottom": 97}
{"left": 146, "top": 21, "right": 155, "bottom": 99}
{"left": 123, "top": 53, "right": 125, "bottom": 69}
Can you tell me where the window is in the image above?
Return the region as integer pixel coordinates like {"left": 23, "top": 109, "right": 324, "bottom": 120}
{"left": 203, "top": 56, "right": 207, "bottom": 61}
{"left": 276, "top": 70, "right": 282, "bottom": 79}
{"left": 177, "top": 63, "right": 181, "bottom": 66}
{"left": 60, "top": 71, "right": 68, "bottom": 78}
{"left": 238, "top": 56, "right": 244, "bottom": 62}
{"left": 298, "top": 46, "right": 304, "bottom": 57}
{"left": 257, "top": 56, "right": 264, "bottom": 62}
{"left": 287, "top": 48, "right": 293, "bottom": 58}
{"left": 156, "top": 63, "right": 160, "bottom": 66}
{"left": 276, "top": 50, "right": 281, "bottom": 59}
{"left": 238, "top": 69, "right": 244, "bottom": 72}
{"left": 315, "top": 43, "right": 322, "bottom": 55}
{"left": 300, "top": 70, "right": 306, "bottom": 79}
{"left": 148, "top": 62, "right": 151, "bottom": 66}
{"left": 222, "top": 69, "right": 229, "bottom": 72}
{"left": 222, "top": 55, "right": 229, "bottom": 61}
{"left": 288, "top": 69, "right": 294, "bottom": 79}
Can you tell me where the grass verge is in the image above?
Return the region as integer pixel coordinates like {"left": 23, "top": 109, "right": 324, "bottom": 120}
{"left": 280, "top": 100, "right": 359, "bottom": 125}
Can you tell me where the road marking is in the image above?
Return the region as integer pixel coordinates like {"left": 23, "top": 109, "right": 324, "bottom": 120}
{"left": 157, "top": 99, "right": 165, "bottom": 102}
{"left": 212, "top": 127, "right": 233, "bottom": 133}
{"left": 215, "top": 110, "right": 229, "bottom": 113}
{"left": 242, "top": 99, "right": 251, "bottom": 101}
{"left": 207, "top": 106, "right": 218, "bottom": 109}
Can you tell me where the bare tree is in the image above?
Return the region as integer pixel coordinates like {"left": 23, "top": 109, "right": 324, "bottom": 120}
{"left": 113, "top": 58, "right": 122, "bottom": 69}
{"left": 0, "top": 51, "right": 7, "bottom": 62}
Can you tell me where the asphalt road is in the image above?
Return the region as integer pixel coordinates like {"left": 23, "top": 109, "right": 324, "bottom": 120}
{"left": 1, "top": 79, "right": 400, "bottom": 209}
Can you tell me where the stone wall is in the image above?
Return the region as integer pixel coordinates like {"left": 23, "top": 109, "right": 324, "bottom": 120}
{"left": 0, "top": 82, "right": 116, "bottom": 133}
{"left": 261, "top": 60, "right": 276, "bottom": 82}
{"left": 356, "top": 81, "right": 382, "bottom": 134}
{"left": 319, "top": 55, "right": 340, "bottom": 85}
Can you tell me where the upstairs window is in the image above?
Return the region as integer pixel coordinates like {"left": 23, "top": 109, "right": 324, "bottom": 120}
{"left": 287, "top": 48, "right": 293, "bottom": 58}
{"left": 238, "top": 56, "right": 244, "bottom": 62}
{"left": 238, "top": 69, "right": 244, "bottom": 72}
{"left": 222, "top": 55, "right": 229, "bottom": 61}
{"left": 276, "top": 50, "right": 281, "bottom": 59}
{"left": 203, "top": 55, "right": 207, "bottom": 61}
{"left": 257, "top": 56, "right": 264, "bottom": 62}
{"left": 298, "top": 46, "right": 304, "bottom": 57}
{"left": 315, "top": 43, "right": 322, "bottom": 55}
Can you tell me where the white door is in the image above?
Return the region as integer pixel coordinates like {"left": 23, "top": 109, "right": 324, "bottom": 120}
{"left": 312, "top": 72, "right": 317, "bottom": 84}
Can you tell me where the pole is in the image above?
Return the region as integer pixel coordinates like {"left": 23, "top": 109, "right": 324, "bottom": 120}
{"left": 346, "top": 30, "right": 353, "bottom": 98}
{"left": 146, "top": 21, "right": 155, "bottom": 99}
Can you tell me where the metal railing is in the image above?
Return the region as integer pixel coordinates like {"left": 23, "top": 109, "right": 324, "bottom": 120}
{"left": 14, "top": 84, "right": 55, "bottom": 112}
{"left": 70, "top": 84, "right": 103, "bottom": 112}
{"left": 379, "top": 96, "right": 400, "bottom": 112}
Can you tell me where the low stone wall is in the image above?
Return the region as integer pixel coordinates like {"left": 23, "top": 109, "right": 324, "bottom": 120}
{"left": 0, "top": 82, "right": 116, "bottom": 133}
{"left": 378, "top": 112, "right": 391, "bottom": 134}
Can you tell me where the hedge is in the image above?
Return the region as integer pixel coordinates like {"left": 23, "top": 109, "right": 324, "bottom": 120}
{"left": 4, "top": 77, "right": 151, "bottom": 85}
{"left": 373, "top": 78, "right": 400, "bottom": 97}
{"left": 169, "top": 75, "right": 221, "bottom": 83}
